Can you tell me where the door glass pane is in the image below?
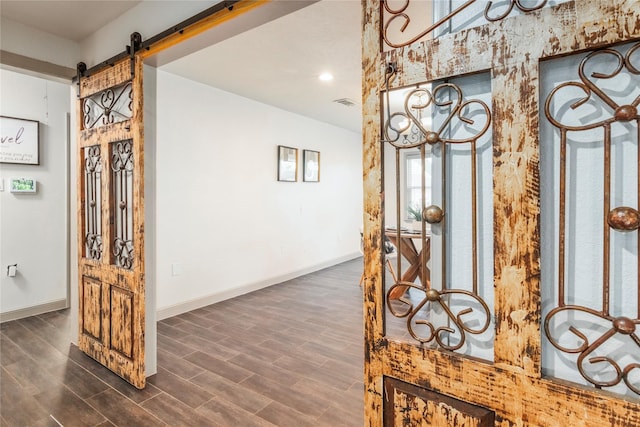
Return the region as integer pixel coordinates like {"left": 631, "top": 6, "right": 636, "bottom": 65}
{"left": 434, "top": 0, "right": 571, "bottom": 36}
{"left": 540, "top": 41, "right": 640, "bottom": 397}
{"left": 83, "top": 145, "right": 102, "bottom": 260}
{"left": 382, "top": 72, "right": 494, "bottom": 361}
{"left": 382, "top": 0, "right": 571, "bottom": 49}
{"left": 111, "top": 139, "right": 135, "bottom": 269}
{"left": 82, "top": 81, "right": 133, "bottom": 130}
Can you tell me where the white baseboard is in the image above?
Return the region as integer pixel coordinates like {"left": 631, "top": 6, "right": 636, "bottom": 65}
{"left": 157, "top": 252, "right": 360, "bottom": 321}
{"left": 0, "top": 298, "right": 69, "bottom": 323}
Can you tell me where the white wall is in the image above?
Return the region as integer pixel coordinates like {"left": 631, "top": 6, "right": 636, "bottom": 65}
{"left": 0, "top": 69, "right": 70, "bottom": 319}
{"left": 0, "top": 17, "right": 80, "bottom": 70}
{"left": 2, "top": 2, "right": 363, "bottom": 326}
{"left": 80, "top": 1, "right": 219, "bottom": 68}
{"left": 79, "top": 1, "right": 314, "bottom": 70}
{"left": 0, "top": 3, "right": 217, "bottom": 71}
{"left": 154, "top": 69, "right": 362, "bottom": 317}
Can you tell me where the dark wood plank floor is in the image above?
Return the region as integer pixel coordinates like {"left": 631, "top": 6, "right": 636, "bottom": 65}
{"left": 1, "top": 258, "right": 364, "bottom": 426}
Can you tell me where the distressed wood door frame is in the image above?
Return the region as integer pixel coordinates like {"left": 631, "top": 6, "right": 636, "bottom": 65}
{"left": 362, "top": 0, "right": 640, "bottom": 424}
{"left": 73, "top": 0, "right": 267, "bottom": 390}
{"left": 77, "top": 58, "right": 146, "bottom": 389}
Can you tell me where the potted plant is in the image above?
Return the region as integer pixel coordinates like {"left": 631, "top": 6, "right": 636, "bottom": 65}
{"left": 407, "top": 205, "right": 423, "bottom": 232}
{"left": 407, "top": 205, "right": 422, "bottom": 222}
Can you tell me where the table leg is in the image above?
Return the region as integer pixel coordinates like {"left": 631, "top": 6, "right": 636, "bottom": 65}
{"left": 387, "top": 236, "right": 423, "bottom": 299}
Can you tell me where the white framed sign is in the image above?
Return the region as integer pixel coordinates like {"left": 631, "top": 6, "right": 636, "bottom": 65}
{"left": 1, "top": 116, "right": 40, "bottom": 165}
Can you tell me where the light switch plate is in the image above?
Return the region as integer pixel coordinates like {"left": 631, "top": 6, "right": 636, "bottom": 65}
{"left": 172, "top": 263, "right": 182, "bottom": 276}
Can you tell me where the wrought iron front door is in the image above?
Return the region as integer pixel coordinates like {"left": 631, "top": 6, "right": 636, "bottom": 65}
{"left": 362, "top": 0, "right": 640, "bottom": 425}
{"left": 77, "top": 56, "right": 146, "bottom": 389}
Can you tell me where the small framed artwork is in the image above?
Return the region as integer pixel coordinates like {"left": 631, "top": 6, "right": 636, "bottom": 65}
{"left": 303, "top": 150, "right": 320, "bottom": 182}
{"left": 277, "top": 145, "right": 298, "bottom": 182}
{"left": 9, "top": 177, "right": 37, "bottom": 193}
{"left": 1, "top": 116, "right": 40, "bottom": 165}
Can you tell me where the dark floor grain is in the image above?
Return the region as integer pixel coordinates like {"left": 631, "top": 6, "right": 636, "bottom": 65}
{"left": 0, "top": 258, "right": 364, "bottom": 426}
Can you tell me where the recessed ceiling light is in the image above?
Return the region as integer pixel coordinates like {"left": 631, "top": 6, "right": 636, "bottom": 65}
{"left": 319, "top": 72, "right": 334, "bottom": 82}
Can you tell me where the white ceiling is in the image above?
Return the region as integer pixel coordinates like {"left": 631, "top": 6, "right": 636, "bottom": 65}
{"left": 0, "top": 1, "right": 142, "bottom": 41}
{"left": 0, "top": 0, "right": 363, "bottom": 133}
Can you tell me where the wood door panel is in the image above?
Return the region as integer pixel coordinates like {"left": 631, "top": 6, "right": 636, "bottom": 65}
{"left": 79, "top": 60, "right": 131, "bottom": 99}
{"left": 79, "top": 121, "right": 133, "bottom": 149}
{"left": 381, "top": 341, "right": 640, "bottom": 425}
{"left": 109, "top": 285, "right": 134, "bottom": 359}
{"left": 384, "top": 377, "right": 495, "bottom": 427}
{"left": 81, "top": 276, "right": 102, "bottom": 341}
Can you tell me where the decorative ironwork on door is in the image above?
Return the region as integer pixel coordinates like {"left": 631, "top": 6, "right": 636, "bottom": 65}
{"left": 80, "top": 82, "right": 136, "bottom": 271}
{"left": 83, "top": 145, "right": 102, "bottom": 260}
{"left": 82, "top": 81, "right": 133, "bottom": 130}
{"left": 543, "top": 41, "right": 640, "bottom": 396}
{"left": 111, "top": 139, "right": 135, "bottom": 270}
{"left": 382, "top": 0, "right": 551, "bottom": 49}
{"left": 381, "top": 63, "right": 493, "bottom": 356}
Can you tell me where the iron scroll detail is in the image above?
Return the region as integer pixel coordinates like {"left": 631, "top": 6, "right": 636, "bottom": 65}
{"left": 111, "top": 140, "right": 135, "bottom": 270}
{"left": 84, "top": 145, "right": 103, "bottom": 260}
{"left": 382, "top": 64, "right": 492, "bottom": 354}
{"left": 543, "top": 42, "right": 640, "bottom": 396}
{"left": 82, "top": 81, "right": 133, "bottom": 130}
{"left": 382, "top": 0, "right": 548, "bottom": 49}
{"left": 387, "top": 282, "right": 491, "bottom": 350}
{"left": 544, "top": 306, "right": 640, "bottom": 394}
{"left": 382, "top": 82, "right": 491, "bottom": 149}
{"left": 544, "top": 44, "right": 640, "bottom": 131}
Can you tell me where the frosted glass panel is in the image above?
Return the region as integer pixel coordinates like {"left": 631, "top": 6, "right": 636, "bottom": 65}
{"left": 540, "top": 42, "right": 639, "bottom": 397}
{"left": 434, "top": 0, "right": 571, "bottom": 36}
{"left": 382, "top": 0, "right": 571, "bottom": 47}
{"left": 382, "top": 72, "right": 494, "bottom": 362}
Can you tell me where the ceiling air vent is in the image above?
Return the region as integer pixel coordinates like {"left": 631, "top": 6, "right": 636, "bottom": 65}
{"left": 333, "top": 98, "right": 357, "bottom": 107}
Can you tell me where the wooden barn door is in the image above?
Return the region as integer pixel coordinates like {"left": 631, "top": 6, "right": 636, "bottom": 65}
{"left": 76, "top": 56, "right": 146, "bottom": 389}
{"left": 362, "top": 0, "right": 640, "bottom": 425}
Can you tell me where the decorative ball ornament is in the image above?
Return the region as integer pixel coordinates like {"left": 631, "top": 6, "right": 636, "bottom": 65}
{"left": 613, "top": 316, "right": 636, "bottom": 335}
{"left": 614, "top": 105, "right": 637, "bottom": 121}
{"left": 423, "top": 205, "right": 444, "bottom": 224}
{"left": 607, "top": 206, "right": 640, "bottom": 231}
{"left": 425, "top": 289, "right": 440, "bottom": 301}
{"left": 425, "top": 131, "right": 440, "bottom": 145}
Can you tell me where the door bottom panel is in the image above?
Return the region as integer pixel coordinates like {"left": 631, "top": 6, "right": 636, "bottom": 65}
{"left": 383, "top": 376, "right": 495, "bottom": 427}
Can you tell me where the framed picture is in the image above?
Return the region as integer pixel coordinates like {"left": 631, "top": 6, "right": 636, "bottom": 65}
{"left": 277, "top": 145, "right": 298, "bottom": 182}
{"left": 303, "top": 150, "right": 320, "bottom": 182}
{"left": 9, "top": 177, "right": 37, "bottom": 193}
{"left": 1, "top": 116, "right": 40, "bottom": 165}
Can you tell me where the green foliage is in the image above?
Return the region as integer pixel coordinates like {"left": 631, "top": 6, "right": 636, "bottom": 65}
{"left": 407, "top": 205, "right": 422, "bottom": 221}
